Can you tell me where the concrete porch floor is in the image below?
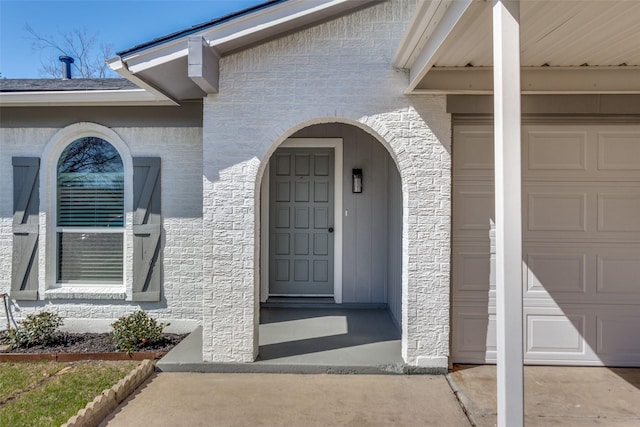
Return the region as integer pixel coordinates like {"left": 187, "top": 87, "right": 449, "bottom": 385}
{"left": 157, "top": 307, "right": 404, "bottom": 373}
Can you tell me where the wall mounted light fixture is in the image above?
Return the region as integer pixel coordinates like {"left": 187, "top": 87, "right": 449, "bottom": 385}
{"left": 352, "top": 168, "right": 363, "bottom": 193}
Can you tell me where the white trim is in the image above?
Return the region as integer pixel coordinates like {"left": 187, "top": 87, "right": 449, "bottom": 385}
{"left": 260, "top": 137, "right": 343, "bottom": 304}
{"left": 408, "top": 66, "right": 640, "bottom": 94}
{"left": 0, "top": 89, "right": 176, "bottom": 107}
{"left": 203, "top": 0, "right": 359, "bottom": 51}
{"left": 40, "top": 123, "right": 133, "bottom": 296}
{"left": 392, "top": 0, "right": 450, "bottom": 68}
{"left": 43, "top": 287, "right": 127, "bottom": 300}
{"left": 260, "top": 164, "right": 270, "bottom": 303}
{"left": 493, "top": 1, "right": 524, "bottom": 425}
{"left": 392, "top": 0, "right": 484, "bottom": 93}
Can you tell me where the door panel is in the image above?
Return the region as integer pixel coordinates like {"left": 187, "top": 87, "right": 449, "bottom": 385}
{"left": 269, "top": 148, "right": 334, "bottom": 295}
{"left": 452, "top": 124, "right": 640, "bottom": 366}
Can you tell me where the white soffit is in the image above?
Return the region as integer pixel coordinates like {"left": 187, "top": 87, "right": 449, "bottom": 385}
{"left": 398, "top": 0, "right": 640, "bottom": 93}
{"left": 392, "top": 0, "right": 483, "bottom": 91}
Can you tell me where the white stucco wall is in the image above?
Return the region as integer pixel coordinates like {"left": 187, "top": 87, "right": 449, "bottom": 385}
{"left": 202, "top": 0, "right": 452, "bottom": 367}
{"left": 0, "top": 125, "right": 203, "bottom": 332}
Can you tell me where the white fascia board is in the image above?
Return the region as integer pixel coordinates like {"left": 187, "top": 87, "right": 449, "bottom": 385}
{"left": 114, "top": 0, "right": 363, "bottom": 74}
{"left": 392, "top": 0, "right": 449, "bottom": 68}
{"left": 411, "top": 66, "right": 640, "bottom": 94}
{"left": 121, "top": 47, "right": 189, "bottom": 75}
{"left": 0, "top": 89, "right": 177, "bottom": 107}
{"left": 204, "top": 0, "right": 358, "bottom": 48}
{"left": 394, "top": 0, "right": 483, "bottom": 93}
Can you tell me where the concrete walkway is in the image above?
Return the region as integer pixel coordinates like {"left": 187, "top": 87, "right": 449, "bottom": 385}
{"left": 449, "top": 365, "right": 640, "bottom": 426}
{"left": 101, "top": 365, "right": 640, "bottom": 426}
{"left": 103, "top": 319, "right": 640, "bottom": 427}
{"left": 100, "top": 373, "right": 470, "bottom": 427}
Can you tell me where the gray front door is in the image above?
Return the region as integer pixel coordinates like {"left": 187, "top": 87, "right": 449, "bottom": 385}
{"left": 269, "top": 148, "right": 334, "bottom": 296}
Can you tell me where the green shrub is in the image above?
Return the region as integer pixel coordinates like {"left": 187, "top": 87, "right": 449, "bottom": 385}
{"left": 10, "top": 311, "right": 64, "bottom": 348}
{"left": 111, "top": 310, "right": 168, "bottom": 352}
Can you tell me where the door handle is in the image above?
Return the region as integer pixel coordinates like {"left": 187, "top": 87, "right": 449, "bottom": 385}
{"left": 328, "top": 227, "right": 334, "bottom": 233}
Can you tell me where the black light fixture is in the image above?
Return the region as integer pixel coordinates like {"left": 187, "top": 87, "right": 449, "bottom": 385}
{"left": 352, "top": 168, "right": 363, "bottom": 193}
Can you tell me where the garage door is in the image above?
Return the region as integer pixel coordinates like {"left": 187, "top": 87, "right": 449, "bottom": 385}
{"left": 452, "top": 124, "right": 640, "bottom": 366}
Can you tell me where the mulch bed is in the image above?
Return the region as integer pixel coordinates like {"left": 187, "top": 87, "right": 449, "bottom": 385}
{"left": 0, "top": 331, "right": 187, "bottom": 361}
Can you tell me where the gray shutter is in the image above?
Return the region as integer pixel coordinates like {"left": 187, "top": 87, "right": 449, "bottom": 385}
{"left": 132, "top": 157, "right": 161, "bottom": 301}
{"left": 11, "top": 157, "right": 40, "bottom": 300}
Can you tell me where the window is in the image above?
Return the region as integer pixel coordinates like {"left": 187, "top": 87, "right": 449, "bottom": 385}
{"left": 56, "top": 137, "right": 124, "bottom": 284}
{"left": 10, "top": 122, "right": 161, "bottom": 301}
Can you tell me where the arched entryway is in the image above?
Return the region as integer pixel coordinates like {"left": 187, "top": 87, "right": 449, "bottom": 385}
{"left": 256, "top": 122, "right": 403, "bottom": 368}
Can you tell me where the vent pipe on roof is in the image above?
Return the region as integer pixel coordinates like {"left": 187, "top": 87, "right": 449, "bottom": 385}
{"left": 59, "top": 56, "right": 74, "bottom": 79}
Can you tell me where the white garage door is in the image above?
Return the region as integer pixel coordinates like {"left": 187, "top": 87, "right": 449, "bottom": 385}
{"left": 452, "top": 124, "right": 640, "bottom": 366}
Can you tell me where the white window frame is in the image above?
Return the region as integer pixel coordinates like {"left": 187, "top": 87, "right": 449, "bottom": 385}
{"left": 40, "top": 123, "right": 133, "bottom": 299}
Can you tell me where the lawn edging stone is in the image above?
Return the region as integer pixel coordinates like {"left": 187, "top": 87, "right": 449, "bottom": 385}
{"left": 62, "top": 359, "right": 155, "bottom": 427}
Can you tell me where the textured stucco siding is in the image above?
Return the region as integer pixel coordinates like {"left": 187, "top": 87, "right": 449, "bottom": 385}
{"left": 0, "top": 126, "right": 203, "bottom": 330}
{"left": 202, "top": 0, "right": 452, "bottom": 367}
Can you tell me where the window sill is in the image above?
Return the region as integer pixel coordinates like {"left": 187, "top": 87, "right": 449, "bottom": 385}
{"left": 44, "top": 287, "right": 127, "bottom": 300}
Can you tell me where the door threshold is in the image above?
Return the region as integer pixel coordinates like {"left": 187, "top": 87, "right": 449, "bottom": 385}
{"left": 264, "top": 296, "right": 335, "bottom": 306}
{"left": 262, "top": 297, "right": 388, "bottom": 310}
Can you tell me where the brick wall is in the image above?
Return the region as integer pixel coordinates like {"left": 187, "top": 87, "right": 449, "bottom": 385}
{"left": 1, "top": 0, "right": 453, "bottom": 368}
{"left": 202, "top": 0, "right": 452, "bottom": 367}
{"left": 0, "top": 125, "right": 203, "bottom": 330}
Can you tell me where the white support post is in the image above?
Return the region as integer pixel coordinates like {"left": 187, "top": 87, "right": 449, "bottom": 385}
{"left": 493, "top": 1, "right": 524, "bottom": 426}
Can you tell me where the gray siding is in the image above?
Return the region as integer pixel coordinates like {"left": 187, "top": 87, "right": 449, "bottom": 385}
{"left": 0, "top": 101, "right": 202, "bottom": 128}
{"left": 292, "top": 124, "right": 401, "bottom": 305}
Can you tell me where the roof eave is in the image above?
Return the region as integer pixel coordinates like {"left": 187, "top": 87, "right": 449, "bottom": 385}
{"left": 109, "top": 0, "right": 383, "bottom": 100}
{"left": 116, "top": 0, "right": 286, "bottom": 57}
{"left": 107, "top": 57, "right": 180, "bottom": 104}
{"left": 0, "top": 89, "right": 177, "bottom": 107}
{"left": 393, "top": 0, "right": 483, "bottom": 93}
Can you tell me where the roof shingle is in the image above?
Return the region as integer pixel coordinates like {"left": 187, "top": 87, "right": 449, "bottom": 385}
{"left": 0, "top": 78, "right": 140, "bottom": 93}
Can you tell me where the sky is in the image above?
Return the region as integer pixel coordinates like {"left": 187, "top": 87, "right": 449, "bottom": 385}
{"left": 0, "top": 0, "right": 266, "bottom": 78}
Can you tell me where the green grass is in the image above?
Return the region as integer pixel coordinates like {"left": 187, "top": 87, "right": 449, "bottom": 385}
{"left": 0, "top": 360, "right": 139, "bottom": 427}
{"left": 0, "top": 362, "right": 61, "bottom": 404}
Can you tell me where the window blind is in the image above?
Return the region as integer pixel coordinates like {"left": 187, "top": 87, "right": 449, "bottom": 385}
{"left": 56, "top": 137, "right": 125, "bottom": 284}
{"left": 57, "top": 232, "right": 123, "bottom": 283}
{"left": 57, "top": 172, "right": 124, "bottom": 227}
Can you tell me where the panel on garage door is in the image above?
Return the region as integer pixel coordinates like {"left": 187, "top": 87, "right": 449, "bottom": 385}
{"left": 452, "top": 124, "right": 640, "bottom": 366}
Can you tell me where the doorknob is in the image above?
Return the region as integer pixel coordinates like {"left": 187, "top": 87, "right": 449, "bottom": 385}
{"left": 328, "top": 227, "right": 334, "bottom": 233}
